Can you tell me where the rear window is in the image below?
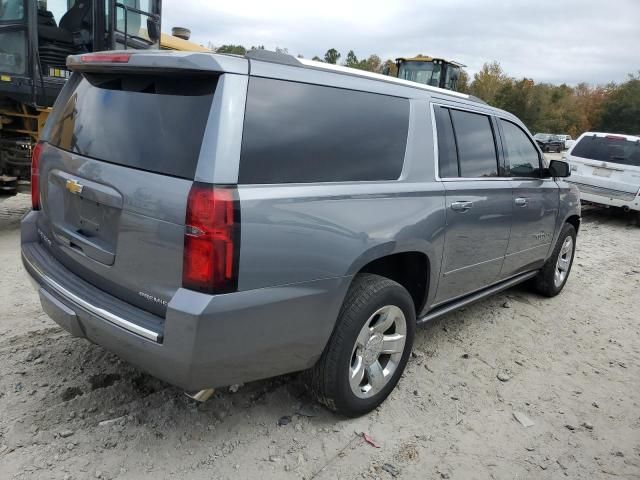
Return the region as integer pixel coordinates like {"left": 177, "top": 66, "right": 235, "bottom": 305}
{"left": 47, "top": 72, "right": 217, "bottom": 179}
{"left": 239, "top": 77, "right": 409, "bottom": 184}
{"left": 571, "top": 135, "right": 640, "bottom": 167}
{"left": 434, "top": 106, "right": 458, "bottom": 178}
{"left": 449, "top": 109, "right": 499, "bottom": 178}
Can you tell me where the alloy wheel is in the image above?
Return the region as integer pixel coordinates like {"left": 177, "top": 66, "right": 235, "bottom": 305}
{"left": 349, "top": 305, "right": 407, "bottom": 399}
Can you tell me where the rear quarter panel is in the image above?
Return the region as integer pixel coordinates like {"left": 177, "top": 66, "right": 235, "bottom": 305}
{"left": 235, "top": 97, "right": 447, "bottom": 314}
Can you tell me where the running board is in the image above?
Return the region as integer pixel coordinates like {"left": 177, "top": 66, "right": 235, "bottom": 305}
{"left": 417, "top": 271, "right": 538, "bottom": 325}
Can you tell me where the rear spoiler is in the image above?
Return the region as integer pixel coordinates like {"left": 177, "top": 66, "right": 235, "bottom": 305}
{"left": 66, "top": 51, "right": 248, "bottom": 75}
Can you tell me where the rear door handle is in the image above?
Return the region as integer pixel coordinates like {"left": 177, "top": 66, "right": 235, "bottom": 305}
{"left": 515, "top": 197, "right": 528, "bottom": 207}
{"left": 451, "top": 201, "right": 473, "bottom": 212}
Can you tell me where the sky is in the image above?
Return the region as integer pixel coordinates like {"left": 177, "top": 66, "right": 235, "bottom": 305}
{"left": 163, "top": 0, "right": 640, "bottom": 86}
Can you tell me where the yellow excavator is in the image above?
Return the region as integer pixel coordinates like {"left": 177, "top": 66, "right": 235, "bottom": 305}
{"left": 0, "top": 0, "right": 207, "bottom": 192}
{"left": 391, "top": 55, "right": 466, "bottom": 91}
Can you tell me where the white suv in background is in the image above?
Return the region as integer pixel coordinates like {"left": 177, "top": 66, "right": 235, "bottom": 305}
{"left": 565, "top": 132, "right": 640, "bottom": 213}
{"left": 557, "top": 135, "right": 574, "bottom": 150}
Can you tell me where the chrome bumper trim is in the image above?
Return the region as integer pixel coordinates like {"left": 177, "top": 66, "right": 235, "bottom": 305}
{"left": 22, "top": 253, "right": 160, "bottom": 342}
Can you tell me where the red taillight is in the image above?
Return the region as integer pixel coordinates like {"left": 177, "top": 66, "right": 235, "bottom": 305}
{"left": 80, "top": 53, "right": 131, "bottom": 63}
{"left": 182, "top": 183, "right": 240, "bottom": 294}
{"left": 31, "top": 142, "right": 43, "bottom": 210}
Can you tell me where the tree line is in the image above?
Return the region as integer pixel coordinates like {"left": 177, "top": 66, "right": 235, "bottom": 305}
{"left": 213, "top": 45, "right": 640, "bottom": 136}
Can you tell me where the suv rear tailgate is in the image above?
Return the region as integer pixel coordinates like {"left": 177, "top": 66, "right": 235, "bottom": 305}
{"left": 35, "top": 54, "right": 243, "bottom": 317}
{"left": 567, "top": 134, "right": 640, "bottom": 199}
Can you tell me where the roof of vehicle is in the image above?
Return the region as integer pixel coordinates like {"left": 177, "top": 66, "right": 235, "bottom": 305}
{"left": 576, "top": 132, "right": 640, "bottom": 142}
{"left": 67, "top": 49, "right": 518, "bottom": 114}
{"left": 67, "top": 50, "right": 522, "bottom": 123}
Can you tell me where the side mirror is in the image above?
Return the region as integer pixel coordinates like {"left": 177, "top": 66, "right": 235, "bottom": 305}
{"left": 147, "top": 17, "right": 161, "bottom": 43}
{"left": 548, "top": 160, "right": 571, "bottom": 178}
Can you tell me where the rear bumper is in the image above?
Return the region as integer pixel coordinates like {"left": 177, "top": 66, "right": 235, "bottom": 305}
{"left": 21, "top": 210, "right": 349, "bottom": 390}
{"left": 567, "top": 181, "right": 640, "bottom": 211}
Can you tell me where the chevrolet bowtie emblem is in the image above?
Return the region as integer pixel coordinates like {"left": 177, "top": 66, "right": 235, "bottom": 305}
{"left": 65, "top": 179, "right": 84, "bottom": 195}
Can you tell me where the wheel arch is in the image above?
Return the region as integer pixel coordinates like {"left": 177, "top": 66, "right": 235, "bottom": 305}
{"left": 345, "top": 243, "right": 434, "bottom": 316}
{"left": 565, "top": 214, "right": 581, "bottom": 233}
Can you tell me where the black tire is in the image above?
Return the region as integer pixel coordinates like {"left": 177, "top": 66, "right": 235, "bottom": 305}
{"left": 533, "top": 223, "right": 577, "bottom": 297}
{"left": 302, "top": 274, "right": 416, "bottom": 417}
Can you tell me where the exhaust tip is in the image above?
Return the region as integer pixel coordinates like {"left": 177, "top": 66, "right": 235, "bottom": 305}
{"left": 172, "top": 27, "right": 191, "bottom": 40}
{"left": 185, "top": 388, "right": 215, "bottom": 402}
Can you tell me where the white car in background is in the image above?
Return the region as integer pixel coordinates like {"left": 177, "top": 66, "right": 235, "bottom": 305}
{"left": 556, "top": 134, "right": 574, "bottom": 150}
{"left": 564, "top": 132, "right": 640, "bottom": 213}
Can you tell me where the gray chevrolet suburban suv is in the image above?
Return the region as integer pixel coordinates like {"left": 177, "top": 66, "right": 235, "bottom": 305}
{"left": 21, "top": 50, "right": 580, "bottom": 416}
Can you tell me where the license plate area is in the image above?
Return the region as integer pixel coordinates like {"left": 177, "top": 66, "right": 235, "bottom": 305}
{"left": 47, "top": 170, "right": 123, "bottom": 265}
{"left": 592, "top": 167, "right": 612, "bottom": 178}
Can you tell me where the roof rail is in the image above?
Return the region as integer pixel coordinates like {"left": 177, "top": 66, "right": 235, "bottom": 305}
{"left": 245, "top": 49, "right": 301, "bottom": 67}
{"left": 243, "top": 50, "right": 479, "bottom": 102}
{"left": 298, "top": 58, "right": 470, "bottom": 99}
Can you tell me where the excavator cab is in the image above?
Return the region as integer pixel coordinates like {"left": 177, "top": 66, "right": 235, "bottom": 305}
{"left": 1, "top": 0, "right": 160, "bottom": 103}
{"left": 394, "top": 56, "right": 466, "bottom": 91}
{"left": 0, "top": 0, "right": 161, "bottom": 190}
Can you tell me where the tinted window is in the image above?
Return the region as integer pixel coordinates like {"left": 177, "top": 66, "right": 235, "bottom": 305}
{"left": 0, "top": 0, "right": 25, "bottom": 21}
{"left": 48, "top": 73, "right": 217, "bottom": 179}
{"left": 434, "top": 106, "right": 458, "bottom": 177}
{"left": 0, "top": 30, "right": 27, "bottom": 75}
{"left": 450, "top": 109, "right": 498, "bottom": 177}
{"left": 239, "top": 78, "right": 409, "bottom": 184}
{"left": 500, "top": 120, "right": 541, "bottom": 177}
{"left": 571, "top": 135, "right": 640, "bottom": 167}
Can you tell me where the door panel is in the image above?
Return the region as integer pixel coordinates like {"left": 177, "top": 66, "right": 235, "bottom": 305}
{"left": 501, "top": 179, "right": 559, "bottom": 276}
{"left": 435, "top": 180, "right": 513, "bottom": 304}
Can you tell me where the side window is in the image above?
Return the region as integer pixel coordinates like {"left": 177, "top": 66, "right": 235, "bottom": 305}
{"left": 239, "top": 78, "right": 410, "bottom": 184}
{"left": 434, "top": 106, "right": 458, "bottom": 178}
{"left": 500, "top": 120, "right": 541, "bottom": 177}
{"left": 449, "top": 109, "right": 498, "bottom": 178}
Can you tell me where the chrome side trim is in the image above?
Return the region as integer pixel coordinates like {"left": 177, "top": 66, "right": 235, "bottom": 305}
{"left": 22, "top": 253, "right": 160, "bottom": 342}
{"left": 418, "top": 270, "right": 538, "bottom": 324}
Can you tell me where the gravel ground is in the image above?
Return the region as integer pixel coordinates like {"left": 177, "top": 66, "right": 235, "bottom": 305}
{"left": 0, "top": 192, "right": 639, "bottom": 480}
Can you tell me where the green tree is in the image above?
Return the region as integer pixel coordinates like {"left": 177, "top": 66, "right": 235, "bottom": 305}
{"left": 324, "top": 48, "right": 341, "bottom": 64}
{"left": 362, "top": 54, "right": 382, "bottom": 73}
{"left": 345, "top": 50, "right": 359, "bottom": 68}
{"left": 216, "top": 44, "right": 247, "bottom": 55}
{"left": 382, "top": 59, "right": 397, "bottom": 77}
{"left": 470, "top": 61, "right": 509, "bottom": 104}
{"left": 598, "top": 74, "right": 640, "bottom": 134}
{"left": 312, "top": 55, "right": 323, "bottom": 62}
{"left": 457, "top": 69, "right": 470, "bottom": 93}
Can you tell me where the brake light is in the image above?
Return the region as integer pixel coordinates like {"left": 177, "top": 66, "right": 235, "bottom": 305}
{"left": 31, "top": 142, "right": 43, "bottom": 210}
{"left": 80, "top": 53, "right": 131, "bottom": 63}
{"left": 182, "top": 183, "right": 240, "bottom": 294}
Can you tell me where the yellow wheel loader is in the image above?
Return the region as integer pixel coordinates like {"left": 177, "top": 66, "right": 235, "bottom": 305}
{"left": 391, "top": 55, "right": 465, "bottom": 91}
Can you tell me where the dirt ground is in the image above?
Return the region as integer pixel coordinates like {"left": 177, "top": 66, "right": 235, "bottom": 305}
{"left": 1, "top": 191, "right": 639, "bottom": 480}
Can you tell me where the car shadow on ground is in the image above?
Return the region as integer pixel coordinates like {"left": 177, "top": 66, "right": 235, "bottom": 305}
{"left": 580, "top": 204, "right": 639, "bottom": 227}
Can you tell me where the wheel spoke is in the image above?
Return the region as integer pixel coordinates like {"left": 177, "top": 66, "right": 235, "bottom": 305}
{"left": 371, "top": 306, "right": 399, "bottom": 334}
{"left": 350, "top": 355, "right": 365, "bottom": 391}
{"left": 558, "top": 257, "right": 569, "bottom": 271}
{"left": 355, "top": 325, "right": 371, "bottom": 349}
{"left": 366, "top": 361, "right": 386, "bottom": 391}
{"left": 381, "top": 333, "right": 405, "bottom": 354}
